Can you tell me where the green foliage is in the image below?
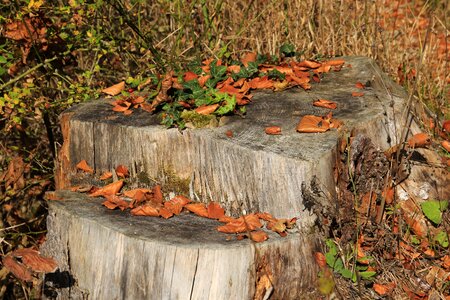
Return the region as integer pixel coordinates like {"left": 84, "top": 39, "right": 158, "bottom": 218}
{"left": 433, "top": 231, "right": 449, "bottom": 248}
{"left": 280, "top": 43, "right": 296, "bottom": 57}
{"left": 325, "top": 239, "right": 376, "bottom": 283}
{"left": 421, "top": 200, "right": 448, "bottom": 225}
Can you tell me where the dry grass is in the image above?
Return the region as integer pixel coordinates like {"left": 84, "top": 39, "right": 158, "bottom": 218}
{"left": 132, "top": 0, "right": 448, "bottom": 119}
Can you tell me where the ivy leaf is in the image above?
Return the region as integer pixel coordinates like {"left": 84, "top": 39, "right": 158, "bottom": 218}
{"left": 421, "top": 200, "right": 448, "bottom": 225}
{"left": 215, "top": 94, "right": 236, "bottom": 115}
{"left": 280, "top": 43, "right": 296, "bottom": 57}
{"left": 209, "top": 62, "right": 227, "bottom": 79}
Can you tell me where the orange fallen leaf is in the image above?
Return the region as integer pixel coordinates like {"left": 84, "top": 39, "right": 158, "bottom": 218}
{"left": 183, "top": 71, "right": 198, "bottom": 82}
{"left": 443, "top": 120, "right": 450, "bottom": 133}
{"left": 249, "top": 230, "right": 269, "bottom": 243}
{"left": 313, "top": 99, "right": 337, "bottom": 109}
{"left": 76, "top": 160, "right": 94, "bottom": 174}
{"left": 407, "top": 133, "right": 431, "bottom": 148}
{"left": 382, "top": 186, "right": 395, "bottom": 204}
{"left": 153, "top": 185, "right": 163, "bottom": 204}
{"left": 123, "top": 109, "right": 133, "bottom": 115}
{"left": 102, "top": 195, "right": 129, "bottom": 211}
{"left": 241, "top": 52, "right": 257, "bottom": 67}
{"left": 325, "top": 59, "right": 345, "bottom": 66}
{"left": 267, "top": 219, "right": 286, "bottom": 234}
{"left": 217, "top": 214, "right": 262, "bottom": 233}
{"left": 112, "top": 103, "right": 130, "bottom": 112}
{"left": 102, "top": 81, "right": 125, "bottom": 96}
{"left": 314, "top": 252, "right": 327, "bottom": 268}
{"left": 442, "top": 255, "right": 450, "bottom": 269}
{"left": 373, "top": 282, "right": 395, "bottom": 296}
{"left": 352, "top": 91, "right": 364, "bottom": 97}
{"left": 355, "top": 82, "right": 365, "bottom": 89}
{"left": 130, "top": 204, "right": 159, "bottom": 216}
{"left": 248, "top": 76, "right": 273, "bottom": 89}
{"left": 184, "top": 202, "right": 209, "bottom": 217}
{"left": 89, "top": 180, "right": 124, "bottom": 197}
{"left": 218, "top": 215, "right": 236, "bottom": 223}
{"left": 296, "top": 115, "right": 330, "bottom": 133}
{"left": 123, "top": 188, "right": 152, "bottom": 199}
{"left": 12, "top": 248, "right": 58, "bottom": 273}
{"left": 2, "top": 255, "right": 33, "bottom": 282}
{"left": 165, "top": 195, "right": 191, "bottom": 215}
{"left": 159, "top": 207, "right": 174, "bottom": 219}
{"left": 298, "top": 60, "right": 321, "bottom": 69}
{"left": 115, "top": 165, "right": 129, "bottom": 178}
{"left": 227, "top": 65, "right": 241, "bottom": 73}
{"left": 195, "top": 104, "right": 219, "bottom": 115}
{"left": 207, "top": 202, "right": 225, "bottom": 219}
{"left": 265, "top": 126, "right": 282, "bottom": 135}
{"left": 99, "top": 171, "right": 113, "bottom": 180}
{"left": 441, "top": 140, "right": 450, "bottom": 152}
{"left": 256, "top": 212, "right": 277, "bottom": 223}
{"left": 44, "top": 191, "right": 62, "bottom": 201}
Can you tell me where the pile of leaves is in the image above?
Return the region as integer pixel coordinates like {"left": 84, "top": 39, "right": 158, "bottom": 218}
{"left": 312, "top": 128, "right": 450, "bottom": 299}
{"left": 55, "top": 161, "right": 299, "bottom": 243}
{"left": 104, "top": 52, "right": 346, "bottom": 132}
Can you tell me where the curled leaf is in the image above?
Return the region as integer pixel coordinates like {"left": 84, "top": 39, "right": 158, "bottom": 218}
{"left": 102, "top": 81, "right": 125, "bottom": 96}
{"left": 130, "top": 204, "right": 159, "bottom": 216}
{"left": 407, "top": 133, "right": 431, "bottom": 148}
{"left": 195, "top": 104, "right": 219, "bottom": 115}
{"left": 115, "top": 165, "right": 129, "bottom": 178}
{"left": 89, "top": 180, "right": 123, "bottom": 197}
{"left": 265, "top": 126, "right": 282, "bottom": 135}
{"left": 207, "top": 202, "right": 225, "bottom": 219}
{"left": 249, "top": 230, "right": 269, "bottom": 243}
{"left": 76, "top": 160, "right": 94, "bottom": 174}
{"left": 296, "top": 115, "right": 330, "bottom": 133}
{"left": 313, "top": 99, "right": 337, "bottom": 109}
{"left": 185, "top": 202, "right": 209, "bottom": 217}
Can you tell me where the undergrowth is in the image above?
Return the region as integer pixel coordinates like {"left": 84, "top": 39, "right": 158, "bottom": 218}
{"left": 0, "top": 0, "right": 448, "bottom": 298}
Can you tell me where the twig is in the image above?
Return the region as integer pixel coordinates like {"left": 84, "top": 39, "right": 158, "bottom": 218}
{"left": 0, "top": 56, "right": 58, "bottom": 91}
{"left": 0, "top": 215, "right": 45, "bottom": 232}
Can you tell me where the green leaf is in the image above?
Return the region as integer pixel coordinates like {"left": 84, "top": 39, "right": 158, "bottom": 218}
{"left": 0, "top": 56, "right": 7, "bottom": 63}
{"left": 209, "top": 61, "right": 227, "bottom": 79}
{"left": 421, "top": 200, "right": 448, "bottom": 225}
{"left": 280, "top": 43, "right": 296, "bottom": 57}
{"left": 434, "top": 231, "right": 449, "bottom": 248}
{"left": 339, "top": 268, "right": 353, "bottom": 280}
{"left": 215, "top": 94, "right": 236, "bottom": 115}
{"left": 359, "top": 271, "right": 376, "bottom": 280}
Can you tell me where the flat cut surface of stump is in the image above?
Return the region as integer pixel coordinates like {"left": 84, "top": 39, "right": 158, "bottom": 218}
{"left": 42, "top": 191, "right": 318, "bottom": 300}
{"left": 58, "top": 56, "right": 406, "bottom": 221}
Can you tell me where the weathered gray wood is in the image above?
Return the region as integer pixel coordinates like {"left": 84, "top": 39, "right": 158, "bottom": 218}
{"left": 42, "top": 191, "right": 318, "bottom": 300}
{"left": 43, "top": 56, "right": 412, "bottom": 299}
{"left": 56, "top": 56, "right": 406, "bottom": 221}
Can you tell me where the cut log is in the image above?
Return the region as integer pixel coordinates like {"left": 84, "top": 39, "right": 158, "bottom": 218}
{"left": 42, "top": 191, "right": 317, "bottom": 299}
{"left": 42, "top": 56, "right": 413, "bottom": 298}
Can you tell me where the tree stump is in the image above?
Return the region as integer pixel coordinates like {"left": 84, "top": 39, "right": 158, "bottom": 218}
{"left": 42, "top": 57, "right": 409, "bottom": 299}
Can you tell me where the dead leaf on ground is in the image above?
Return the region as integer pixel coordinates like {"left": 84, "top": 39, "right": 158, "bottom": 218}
{"left": 184, "top": 202, "right": 209, "bottom": 217}
{"left": 115, "top": 165, "right": 129, "bottom": 178}
{"left": 373, "top": 282, "right": 396, "bottom": 296}
{"left": 89, "top": 180, "right": 124, "bottom": 197}
{"left": 165, "top": 195, "right": 191, "bottom": 215}
{"left": 249, "top": 230, "right": 269, "bottom": 242}
{"left": 153, "top": 185, "right": 163, "bottom": 204}
{"left": 241, "top": 52, "right": 257, "bottom": 67}
{"left": 183, "top": 71, "right": 198, "bottom": 82}
{"left": 102, "top": 195, "right": 129, "bottom": 211}
{"left": 12, "top": 248, "right": 58, "bottom": 273}
{"left": 76, "top": 160, "right": 94, "bottom": 174}
{"left": 352, "top": 91, "right": 364, "bottom": 97}
{"left": 265, "top": 126, "right": 282, "bottom": 135}
{"left": 159, "top": 207, "right": 174, "bottom": 219}
{"left": 99, "top": 171, "right": 113, "bottom": 180}
{"left": 2, "top": 255, "right": 33, "bottom": 282}
{"left": 102, "top": 81, "right": 125, "bottom": 96}
{"left": 441, "top": 140, "right": 450, "bottom": 152}
{"left": 44, "top": 191, "right": 62, "bottom": 201}
{"left": 207, "top": 202, "right": 225, "bottom": 219}
{"left": 314, "top": 252, "right": 327, "bottom": 268}
{"left": 313, "top": 99, "right": 337, "bottom": 109}
{"left": 217, "top": 214, "right": 262, "bottom": 233}
{"left": 296, "top": 115, "right": 330, "bottom": 133}
{"left": 130, "top": 204, "right": 159, "bottom": 216}
{"left": 355, "top": 82, "right": 365, "bottom": 89}
{"left": 195, "top": 104, "right": 219, "bottom": 115}
{"left": 407, "top": 133, "right": 431, "bottom": 148}
{"left": 298, "top": 60, "right": 321, "bottom": 69}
